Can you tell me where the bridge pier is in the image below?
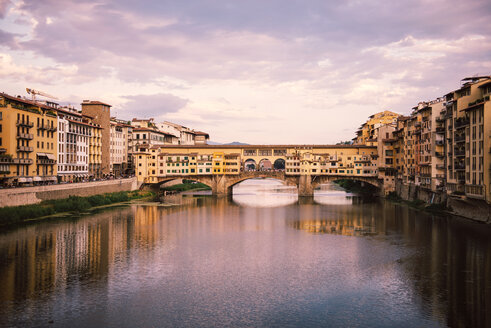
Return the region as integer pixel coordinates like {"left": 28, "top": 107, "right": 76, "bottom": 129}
{"left": 211, "top": 175, "right": 230, "bottom": 195}
{"left": 297, "top": 175, "right": 314, "bottom": 197}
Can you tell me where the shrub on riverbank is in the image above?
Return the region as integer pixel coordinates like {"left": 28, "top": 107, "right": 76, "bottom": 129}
{"left": 163, "top": 181, "right": 211, "bottom": 192}
{"left": 0, "top": 190, "right": 154, "bottom": 226}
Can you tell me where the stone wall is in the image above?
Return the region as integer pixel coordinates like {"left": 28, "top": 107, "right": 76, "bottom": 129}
{"left": 394, "top": 179, "right": 491, "bottom": 223}
{"left": 447, "top": 197, "right": 491, "bottom": 223}
{"left": 0, "top": 178, "right": 138, "bottom": 207}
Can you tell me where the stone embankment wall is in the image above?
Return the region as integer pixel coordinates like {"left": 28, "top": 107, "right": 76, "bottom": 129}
{"left": 394, "top": 180, "right": 490, "bottom": 223}
{"left": 0, "top": 178, "right": 139, "bottom": 207}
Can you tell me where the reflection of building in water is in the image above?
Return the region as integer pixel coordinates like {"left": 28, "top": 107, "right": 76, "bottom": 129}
{"left": 0, "top": 228, "right": 57, "bottom": 302}
{"left": 292, "top": 217, "right": 377, "bottom": 236}
{"left": 290, "top": 202, "right": 378, "bottom": 236}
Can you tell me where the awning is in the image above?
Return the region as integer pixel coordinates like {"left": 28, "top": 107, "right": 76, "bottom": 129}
{"left": 18, "top": 177, "right": 27, "bottom": 183}
{"left": 25, "top": 178, "right": 33, "bottom": 183}
{"left": 33, "top": 176, "right": 42, "bottom": 182}
{"left": 48, "top": 177, "right": 57, "bottom": 181}
{"left": 36, "top": 153, "right": 48, "bottom": 158}
{"left": 46, "top": 153, "right": 55, "bottom": 160}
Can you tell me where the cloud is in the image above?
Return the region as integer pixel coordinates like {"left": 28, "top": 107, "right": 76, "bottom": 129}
{"left": 0, "top": 0, "right": 490, "bottom": 143}
{"left": 0, "top": 0, "right": 10, "bottom": 18}
{"left": 119, "top": 93, "right": 189, "bottom": 120}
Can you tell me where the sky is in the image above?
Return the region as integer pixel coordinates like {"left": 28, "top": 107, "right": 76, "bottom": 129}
{"left": 0, "top": 0, "right": 490, "bottom": 144}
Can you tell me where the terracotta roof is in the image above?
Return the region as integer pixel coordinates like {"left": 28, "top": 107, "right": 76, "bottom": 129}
{"left": 194, "top": 131, "right": 209, "bottom": 137}
{"left": 152, "top": 144, "right": 377, "bottom": 149}
{"left": 81, "top": 100, "right": 112, "bottom": 107}
{"left": 56, "top": 107, "right": 82, "bottom": 117}
{"left": 0, "top": 92, "right": 58, "bottom": 111}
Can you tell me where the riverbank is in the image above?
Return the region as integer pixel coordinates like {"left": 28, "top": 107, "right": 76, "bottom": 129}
{"left": 0, "top": 190, "right": 154, "bottom": 227}
{"left": 162, "top": 180, "right": 211, "bottom": 193}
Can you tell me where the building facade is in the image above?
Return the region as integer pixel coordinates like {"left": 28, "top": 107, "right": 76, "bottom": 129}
{"left": 0, "top": 93, "right": 58, "bottom": 186}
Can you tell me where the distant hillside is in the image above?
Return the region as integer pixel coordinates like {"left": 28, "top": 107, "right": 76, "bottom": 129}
{"left": 224, "top": 141, "right": 249, "bottom": 145}
{"left": 207, "top": 141, "right": 249, "bottom": 145}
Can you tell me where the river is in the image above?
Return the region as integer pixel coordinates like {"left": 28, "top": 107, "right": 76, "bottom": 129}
{"left": 0, "top": 180, "right": 490, "bottom": 327}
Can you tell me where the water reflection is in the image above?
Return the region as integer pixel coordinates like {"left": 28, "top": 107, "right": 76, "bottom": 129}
{"left": 0, "top": 194, "right": 490, "bottom": 327}
{"left": 232, "top": 178, "right": 298, "bottom": 207}
{"left": 314, "top": 183, "right": 359, "bottom": 205}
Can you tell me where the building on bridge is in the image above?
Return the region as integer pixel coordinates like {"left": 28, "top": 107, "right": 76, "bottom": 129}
{"left": 135, "top": 145, "right": 382, "bottom": 195}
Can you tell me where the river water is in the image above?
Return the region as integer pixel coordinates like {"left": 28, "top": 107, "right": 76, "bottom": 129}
{"left": 0, "top": 180, "right": 490, "bottom": 327}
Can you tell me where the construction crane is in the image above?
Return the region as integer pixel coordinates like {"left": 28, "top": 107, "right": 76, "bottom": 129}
{"left": 26, "top": 88, "right": 58, "bottom": 101}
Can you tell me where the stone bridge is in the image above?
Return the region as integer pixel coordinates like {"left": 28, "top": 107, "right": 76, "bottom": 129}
{"left": 146, "top": 171, "right": 382, "bottom": 196}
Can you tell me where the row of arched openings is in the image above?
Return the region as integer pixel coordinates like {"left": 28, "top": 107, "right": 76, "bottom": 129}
{"left": 244, "top": 158, "right": 285, "bottom": 172}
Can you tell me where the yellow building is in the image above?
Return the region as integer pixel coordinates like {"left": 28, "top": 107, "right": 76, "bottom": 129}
{"left": 134, "top": 145, "right": 379, "bottom": 184}
{"left": 353, "top": 110, "right": 401, "bottom": 146}
{"left": 84, "top": 115, "right": 102, "bottom": 179}
{"left": 0, "top": 93, "right": 58, "bottom": 186}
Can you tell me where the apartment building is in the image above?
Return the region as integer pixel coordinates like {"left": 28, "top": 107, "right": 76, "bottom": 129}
{"left": 81, "top": 100, "right": 111, "bottom": 177}
{"left": 110, "top": 119, "right": 132, "bottom": 176}
{"left": 84, "top": 115, "right": 102, "bottom": 179}
{"left": 444, "top": 76, "right": 491, "bottom": 201}
{"left": 56, "top": 106, "right": 90, "bottom": 182}
{"left": 0, "top": 93, "right": 58, "bottom": 186}
{"left": 353, "top": 110, "right": 401, "bottom": 146}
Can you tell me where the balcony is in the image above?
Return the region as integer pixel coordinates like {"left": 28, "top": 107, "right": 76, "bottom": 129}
{"left": 436, "top": 174, "right": 445, "bottom": 179}
{"left": 435, "top": 116, "right": 445, "bottom": 123}
{"left": 12, "top": 158, "right": 33, "bottom": 164}
{"left": 454, "top": 163, "right": 465, "bottom": 171}
{"left": 436, "top": 127, "right": 445, "bottom": 134}
{"left": 17, "top": 133, "right": 34, "bottom": 140}
{"left": 0, "top": 155, "right": 13, "bottom": 163}
{"left": 17, "top": 146, "right": 34, "bottom": 152}
{"left": 435, "top": 152, "right": 445, "bottom": 158}
{"left": 37, "top": 158, "right": 56, "bottom": 165}
{"left": 455, "top": 118, "right": 469, "bottom": 129}
{"left": 454, "top": 135, "right": 466, "bottom": 143}
{"left": 16, "top": 120, "right": 34, "bottom": 128}
{"left": 454, "top": 150, "right": 466, "bottom": 157}
{"left": 465, "top": 185, "right": 485, "bottom": 199}
{"left": 436, "top": 164, "right": 445, "bottom": 170}
{"left": 435, "top": 140, "right": 444, "bottom": 146}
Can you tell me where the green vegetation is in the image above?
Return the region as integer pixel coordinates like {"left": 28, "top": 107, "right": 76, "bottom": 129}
{"left": 384, "top": 191, "right": 451, "bottom": 214}
{"left": 162, "top": 179, "right": 211, "bottom": 192}
{"left": 386, "top": 191, "right": 402, "bottom": 201}
{"left": 0, "top": 190, "right": 154, "bottom": 227}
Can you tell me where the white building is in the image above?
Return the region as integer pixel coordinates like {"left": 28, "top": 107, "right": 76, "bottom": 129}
{"left": 56, "top": 106, "right": 90, "bottom": 182}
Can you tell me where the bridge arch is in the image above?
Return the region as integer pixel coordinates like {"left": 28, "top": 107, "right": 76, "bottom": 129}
{"left": 258, "top": 158, "right": 272, "bottom": 171}
{"left": 311, "top": 176, "right": 382, "bottom": 192}
{"left": 153, "top": 176, "right": 214, "bottom": 191}
{"left": 244, "top": 159, "right": 256, "bottom": 171}
{"left": 273, "top": 158, "right": 285, "bottom": 170}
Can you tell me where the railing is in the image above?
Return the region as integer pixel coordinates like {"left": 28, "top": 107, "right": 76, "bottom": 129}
{"left": 17, "top": 146, "right": 34, "bottom": 152}
{"left": 465, "top": 185, "right": 484, "bottom": 199}
{"left": 454, "top": 150, "right": 466, "bottom": 157}
{"left": 37, "top": 158, "right": 56, "bottom": 165}
{"left": 0, "top": 156, "right": 13, "bottom": 163}
{"left": 16, "top": 120, "right": 34, "bottom": 128}
{"left": 12, "top": 158, "right": 33, "bottom": 164}
{"left": 455, "top": 118, "right": 469, "bottom": 129}
{"left": 454, "top": 164, "right": 465, "bottom": 170}
{"left": 454, "top": 135, "right": 466, "bottom": 142}
{"left": 17, "top": 133, "right": 34, "bottom": 140}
